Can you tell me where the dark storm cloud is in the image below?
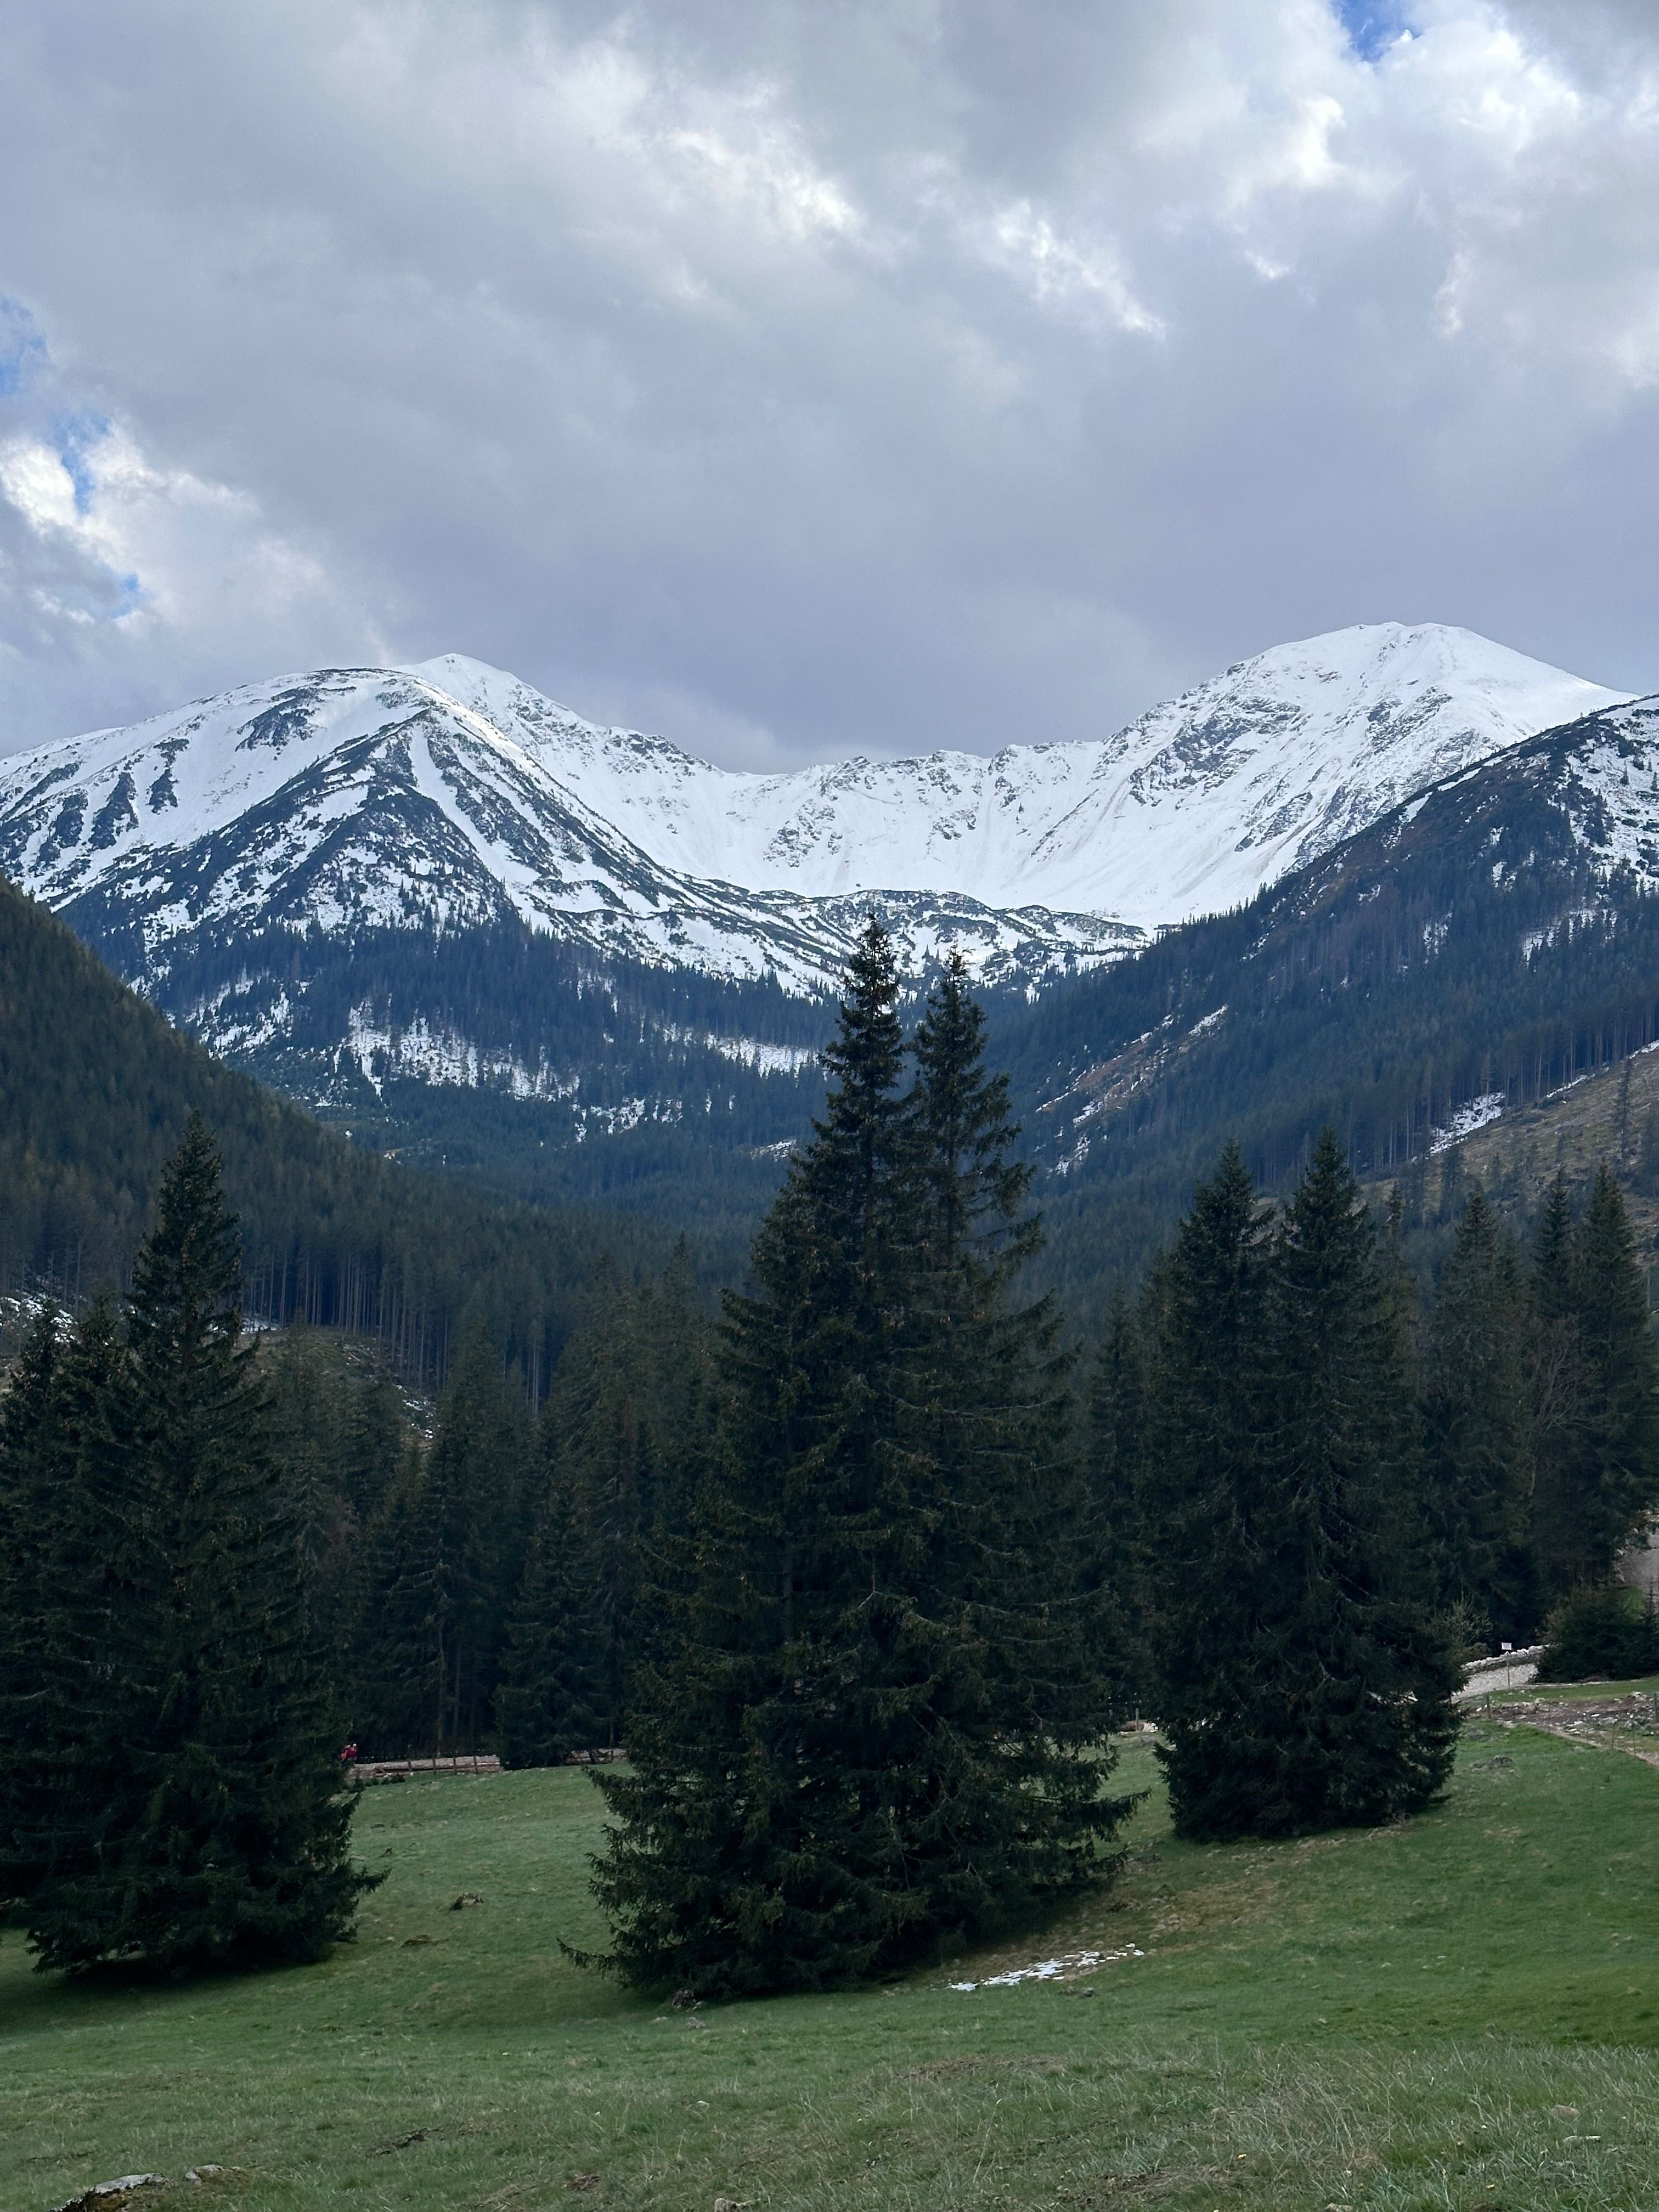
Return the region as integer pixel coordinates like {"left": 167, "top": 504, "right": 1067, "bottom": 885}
{"left": 2, "top": 0, "right": 1657, "bottom": 764}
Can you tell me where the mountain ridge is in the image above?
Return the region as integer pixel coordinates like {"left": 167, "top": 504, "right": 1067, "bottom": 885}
{"left": 0, "top": 622, "right": 1622, "bottom": 1007}
{"left": 414, "top": 620, "right": 1623, "bottom": 927}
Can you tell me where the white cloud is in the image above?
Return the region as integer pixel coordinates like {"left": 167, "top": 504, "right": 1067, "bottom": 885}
{"left": 1, "top": 0, "right": 1657, "bottom": 758}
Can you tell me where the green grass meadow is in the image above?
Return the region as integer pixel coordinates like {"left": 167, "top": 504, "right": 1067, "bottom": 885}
{"left": 4, "top": 1719, "right": 1658, "bottom": 2212}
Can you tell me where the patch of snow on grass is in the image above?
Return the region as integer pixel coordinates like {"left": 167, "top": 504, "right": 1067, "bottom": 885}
{"left": 951, "top": 1944, "right": 1146, "bottom": 1991}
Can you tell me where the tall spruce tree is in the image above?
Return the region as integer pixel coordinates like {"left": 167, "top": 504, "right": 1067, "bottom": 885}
{"left": 1087, "top": 1284, "right": 1153, "bottom": 1707}
{"left": 1565, "top": 1165, "right": 1659, "bottom": 1581}
{"left": 590, "top": 924, "right": 1124, "bottom": 1997}
{"left": 5, "top": 1300, "right": 132, "bottom": 1933}
{"left": 536, "top": 1273, "right": 656, "bottom": 1742}
{"left": 899, "top": 952, "right": 1124, "bottom": 1907}
{"left": 1529, "top": 1172, "right": 1588, "bottom": 1593}
{"left": 26, "top": 1118, "right": 374, "bottom": 1972}
{"left": 1528, "top": 1168, "right": 1659, "bottom": 1592}
{"left": 0, "top": 1308, "right": 62, "bottom": 1914}
{"left": 1142, "top": 1141, "right": 1272, "bottom": 1830}
{"left": 1150, "top": 1134, "right": 1458, "bottom": 1840}
{"left": 496, "top": 1450, "right": 605, "bottom": 1769}
{"left": 354, "top": 1318, "right": 529, "bottom": 1754}
{"left": 1420, "top": 1187, "right": 1537, "bottom": 1640}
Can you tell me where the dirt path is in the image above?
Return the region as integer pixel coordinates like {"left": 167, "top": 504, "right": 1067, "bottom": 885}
{"left": 1481, "top": 1692, "right": 1659, "bottom": 1770}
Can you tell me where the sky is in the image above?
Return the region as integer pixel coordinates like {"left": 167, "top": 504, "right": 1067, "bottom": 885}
{"left": 2, "top": 0, "right": 1658, "bottom": 770}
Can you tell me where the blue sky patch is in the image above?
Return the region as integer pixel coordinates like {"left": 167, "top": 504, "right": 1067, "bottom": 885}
{"left": 0, "top": 296, "right": 47, "bottom": 399}
{"left": 53, "top": 411, "right": 112, "bottom": 515}
{"left": 1334, "top": 0, "right": 1410, "bottom": 61}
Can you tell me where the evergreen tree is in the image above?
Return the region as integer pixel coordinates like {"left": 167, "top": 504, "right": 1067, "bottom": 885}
{"left": 354, "top": 1318, "right": 529, "bottom": 1754}
{"left": 261, "top": 1323, "right": 358, "bottom": 1671}
{"left": 0, "top": 1309, "right": 62, "bottom": 1913}
{"left": 7, "top": 1300, "right": 132, "bottom": 1933}
{"left": 590, "top": 924, "right": 1124, "bottom": 1997}
{"left": 1420, "top": 1188, "right": 1537, "bottom": 1640}
{"left": 496, "top": 1452, "right": 605, "bottom": 1768}
{"left": 1150, "top": 1134, "right": 1459, "bottom": 1840}
{"left": 349, "top": 1439, "right": 436, "bottom": 1754}
{"left": 26, "top": 1118, "right": 375, "bottom": 1972}
{"left": 1565, "top": 1166, "right": 1659, "bottom": 1581}
{"left": 1087, "top": 1283, "right": 1153, "bottom": 1706}
{"left": 537, "top": 1274, "right": 656, "bottom": 1742}
{"left": 905, "top": 950, "right": 1120, "bottom": 1759}
{"left": 1142, "top": 1142, "right": 1271, "bottom": 1830}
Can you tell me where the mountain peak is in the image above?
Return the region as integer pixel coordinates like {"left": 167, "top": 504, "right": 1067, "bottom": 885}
{"left": 0, "top": 622, "right": 1627, "bottom": 997}
{"left": 403, "top": 620, "right": 1626, "bottom": 930}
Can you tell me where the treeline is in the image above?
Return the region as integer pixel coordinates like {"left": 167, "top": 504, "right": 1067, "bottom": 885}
{"left": 0, "top": 874, "right": 671, "bottom": 1387}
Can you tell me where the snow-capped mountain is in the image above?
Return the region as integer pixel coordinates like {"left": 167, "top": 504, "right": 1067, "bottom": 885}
{"left": 0, "top": 623, "right": 1621, "bottom": 1002}
{"left": 416, "top": 622, "right": 1623, "bottom": 929}
{"left": 0, "top": 665, "right": 1133, "bottom": 996}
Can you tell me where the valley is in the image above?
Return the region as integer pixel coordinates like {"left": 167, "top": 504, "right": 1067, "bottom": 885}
{"left": 2, "top": 619, "right": 1651, "bottom": 1289}
{"left": 4, "top": 1723, "right": 1656, "bottom": 2212}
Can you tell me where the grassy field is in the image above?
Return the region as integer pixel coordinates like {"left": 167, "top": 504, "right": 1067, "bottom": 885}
{"left": 4, "top": 1716, "right": 1658, "bottom": 2212}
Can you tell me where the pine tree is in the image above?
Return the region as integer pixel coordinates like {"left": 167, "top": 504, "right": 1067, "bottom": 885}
{"left": 1087, "top": 1284, "right": 1153, "bottom": 1708}
{"left": 905, "top": 952, "right": 1121, "bottom": 1772}
{"left": 590, "top": 926, "right": 1124, "bottom": 1996}
{"left": 353, "top": 1319, "right": 529, "bottom": 1754}
{"left": 1150, "top": 1134, "right": 1458, "bottom": 1840}
{"left": 537, "top": 1275, "right": 656, "bottom": 1742}
{"left": 26, "top": 1118, "right": 375, "bottom": 1972}
{"left": 8, "top": 1299, "right": 133, "bottom": 1934}
{"left": 1566, "top": 1166, "right": 1659, "bottom": 1581}
{"left": 496, "top": 1450, "right": 605, "bottom": 1768}
{"left": 0, "top": 1309, "right": 62, "bottom": 1913}
{"left": 1420, "top": 1188, "right": 1537, "bottom": 1640}
{"left": 350, "top": 1440, "right": 437, "bottom": 1753}
{"left": 1142, "top": 1142, "right": 1272, "bottom": 1831}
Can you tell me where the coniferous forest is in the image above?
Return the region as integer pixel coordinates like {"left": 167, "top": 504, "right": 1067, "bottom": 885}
{"left": 3, "top": 919, "right": 1658, "bottom": 1991}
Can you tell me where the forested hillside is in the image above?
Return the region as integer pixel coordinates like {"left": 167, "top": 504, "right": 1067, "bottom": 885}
{"left": 0, "top": 879, "right": 668, "bottom": 1385}
{"left": 76, "top": 910, "right": 832, "bottom": 1241}
{"left": 996, "top": 716, "right": 1659, "bottom": 1309}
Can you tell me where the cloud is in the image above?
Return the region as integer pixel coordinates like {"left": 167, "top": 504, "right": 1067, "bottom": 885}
{"left": 1, "top": 0, "right": 1657, "bottom": 760}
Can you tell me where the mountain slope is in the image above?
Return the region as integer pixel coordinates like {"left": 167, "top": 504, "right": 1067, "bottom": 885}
{"left": 420, "top": 623, "right": 1622, "bottom": 926}
{"left": 0, "top": 877, "right": 662, "bottom": 1383}
{"left": 0, "top": 624, "right": 1618, "bottom": 1001}
{"left": 0, "top": 622, "right": 1630, "bottom": 1256}
{"left": 0, "top": 665, "right": 1134, "bottom": 996}
{"left": 992, "top": 690, "right": 1659, "bottom": 1304}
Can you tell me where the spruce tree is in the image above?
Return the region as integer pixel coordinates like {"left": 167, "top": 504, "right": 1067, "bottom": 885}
{"left": 537, "top": 1274, "right": 656, "bottom": 1742}
{"left": 1566, "top": 1166, "right": 1659, "bottom": 1581}
{"left": 1150, "top": 1134, "right": 1459, "bottom": 1839}
{"left": 496, "top": 1452, "right": 605, "bottom": 1768}
{"left": 1142, "top": 1142, "right": 1272, "bottom": 1831}
{"left": 1529, "top": 1171, "right": 1587, "bottom": 1595}
{"left": 353, "top": 1319, "right": 529, "bottom": 1754}
{"left": 590, "top": 925, "right": 1123, "bottom": 1996}
{"left": 1087, "top": 1284, "right": 1153, "bottom": 1707}
{"left": 14, "top": 1299, "right": 137, "bottom": 1941}
{"left": 26, "top": 1118, "right": 375, "bottom": 1972}
{"left": 1420, "top": 1188, "right": 1537, "bottom": 1640}
{"left": 350, "top": 1440, "right": 438, "bottom": 1753}
{"left": 899, "top": 952, "right": 1122, "bottom": 1917}
{"left": 0, "top": 1309, "right": 62, "bottom": 1914}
